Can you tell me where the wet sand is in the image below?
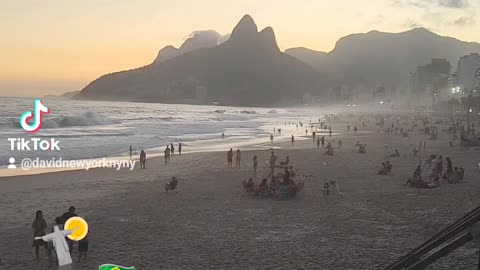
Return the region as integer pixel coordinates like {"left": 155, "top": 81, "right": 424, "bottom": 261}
{"left": 1, "top": 120, "right": 480, "bottom": 270}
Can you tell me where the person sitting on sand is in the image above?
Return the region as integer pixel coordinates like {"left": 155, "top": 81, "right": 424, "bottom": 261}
{"left": 358, "top": 144, "right": 367, "bottom": 154}
{"left": 385, "top": 161, "right": 392, "bottom": 174}
{"left": 243, "top": 178, "right": 255, "bottom": 192}
{"left": 324, "top": 142, "right": 334, "bottom": 155}
{"left": 165, "top": 177, "right": 178, "bottom": 192}
{"left": 289, "top": 166, "right": 296, "bottom": 179}
{"left": 390, "top": 149, "right": 400, "bottom": 157}
{"left": 323, "top": 182, "right": 330, "bottom": 196}
{"left": 280, "top": 156, "right": 290, "bottom": 166}
{"left": 355, "top": 140, "right": 361, "bottom": 147}
{"left": 377, "top": 162, "right": 387, "bottom": 175}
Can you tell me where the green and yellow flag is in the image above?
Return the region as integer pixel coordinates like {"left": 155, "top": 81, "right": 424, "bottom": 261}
{"left": 98, "top": 263, "right": 135, "bottom": 270}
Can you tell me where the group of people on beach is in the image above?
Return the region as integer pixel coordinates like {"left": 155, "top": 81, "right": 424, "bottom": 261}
{"left": 242, "top": 150, "right": 303, "bottom": 199}
{"left": 227, "top": 148, "right": 242, "bottom": 168}
{"left": 32, "top": 206, "right": 88, "bottom": 264}
{"left": 132, "top": 142, "right": 184, "bottom": 169}
{"left": 405, "top": 155, "right": 465, "bottom": 188}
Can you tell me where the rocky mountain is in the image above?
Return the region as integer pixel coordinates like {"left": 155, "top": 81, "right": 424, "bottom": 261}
{"left": 286, "top": 28, "right": 480, "bottom": 89}
{"left": 78, "top": 15, "right": 328, "bottom": 106}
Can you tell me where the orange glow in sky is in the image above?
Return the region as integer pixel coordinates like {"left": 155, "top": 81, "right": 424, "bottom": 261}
{"left": 1, "top": 0, "right": 479, "bottom": 96}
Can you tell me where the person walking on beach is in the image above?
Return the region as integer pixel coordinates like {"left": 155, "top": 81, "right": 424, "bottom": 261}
{"left": 270, "top": 134, "right": 274, "bottom": 143}
{"left": 317, "top": 137, "right": 320, "bottom": 148}
{"left": 129, "top": 146, "right": 133, "bottom": 159}
{"left": 140, "top": 150, "right": 146, "bottom": 169}
{"left": 329, "top": 128, "right": 332, "bottom": 137}
{"left": 170, "top": 143, "right": 175, "bottom": 156}
{"left": 321, "top": 136, "right": 325, "bottom": 148}
{"left": 221, "top": 132, "right": 225, "bottom": 139}
{"left": 291, "top": 135, "right": 295, "bottom": 145}
{"left": 235, "top": 149, "right": 242, "bottom": 168}
{"left": 227, "top": 149, "right": 233, "bottom": 168}
{"left": 178, "top": 142, "right": 182, "bottom": 155}
{"left": 312, "top": 131, "right": 316, "bottom": 141}
{"left": 253, "top": 155, "right": 258, "bottom": 176}
{"left": 32, "top": 210, "right": 47, "bottom": 261}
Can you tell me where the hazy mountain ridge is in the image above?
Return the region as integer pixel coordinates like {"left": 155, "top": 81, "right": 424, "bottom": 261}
{"left": 154, "top": 30, "right": 222, "bottom": 63}
{"left": 286, "top": 28, "right": 480, "bottom": 88}
{"left": 78, "top": 15, "right": 328, "bottom": 106}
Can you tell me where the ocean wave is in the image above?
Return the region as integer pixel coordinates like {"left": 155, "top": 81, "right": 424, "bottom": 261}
{"left": 240, "top": 110, "right": 256, "bottom": 114}
{"left": 214, "top": 109, "right": 226, "bottom": 113}
{"left": 41, "top": 111, "right": 119, "bottom": 128}
{"left": 267, "top": 109, "right": 278, "bottom": 114}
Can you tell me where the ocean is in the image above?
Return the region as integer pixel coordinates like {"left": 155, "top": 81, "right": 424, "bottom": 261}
{"left": 0, "top": 97, "right": 323, "bottom": 170}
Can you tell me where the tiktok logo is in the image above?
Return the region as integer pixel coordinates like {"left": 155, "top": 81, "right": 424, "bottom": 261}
{"left": 19, "top": 99, "right": 50, "bottom": 133}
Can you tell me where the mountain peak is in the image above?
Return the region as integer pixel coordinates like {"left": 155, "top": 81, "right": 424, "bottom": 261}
{"left": 229, "top": 14, "right": 258, "bottom": 41}
{"left": 259, "top": 27, "right": 280, "bottom": 52}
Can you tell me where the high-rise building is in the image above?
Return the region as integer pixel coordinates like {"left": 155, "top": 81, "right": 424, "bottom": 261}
{"left": 457, "top": 53, "right": 480, "bottom": 92}
{"left": 411, "top": 59, "right": 451, "bottom": 102}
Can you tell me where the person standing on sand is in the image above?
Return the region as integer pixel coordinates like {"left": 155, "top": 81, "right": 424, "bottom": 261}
{"left": 329, "top": 129, "right": 332, "bottom": 137}
{"left": 270, "top": 134, "right": 274, "bottom": 143}
{"left": 164, "top": 146, "right": 170, "bottom": 164}
{"left": 32, "top": 210, "right": 47, "bottom": 261}
{"left": 129, "top": 146, "right": 133, "bottom": 159}
{"left": 321, "top": 136, "right": 325, "bottom": 148}
{"left": 253, "top": 155, "right": 258, "bottom": 176}
{"left": 317, "top": 137, "right": 320, "bottom": 148}
{"left": 312, "top": 131, "right": 316, "bottom": 141}
{"left": 227, "top": 149, "right": 233, "bottom": 168}
{"left": 59, "top": 206, "right": 77, "bottom": 254}
{"left": 291, "top": 135, "right": 295, "bottom": 145}
{"left": 170, "top": 143, "right": 175, "bottom": 156}
{"left": 140, "top": 150, "right": 146, "bottom": 169}
{"left": 235, "top": 149, "right": 242, "bottom": 168}
{"left": 178, "top": 143, "right": 182, "bottom": 155}
{"left": 269, "top": 151, "right": 277, "bottom": 175}
{"left": 221, "top": 132, "right": 225, "bottom": 139}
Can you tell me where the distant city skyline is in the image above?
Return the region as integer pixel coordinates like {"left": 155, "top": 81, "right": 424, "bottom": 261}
{"left": 1, "top": 0, "right": 479, "bottom": 96}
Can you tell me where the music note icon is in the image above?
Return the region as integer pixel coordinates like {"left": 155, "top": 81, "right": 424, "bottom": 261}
{"left": 19, "top": 99, "right": 50, "bottom": 133}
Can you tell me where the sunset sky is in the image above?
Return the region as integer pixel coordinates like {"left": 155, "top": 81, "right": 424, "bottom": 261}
{"left": 1, "top": 0, "right": 479, "bottom": 96}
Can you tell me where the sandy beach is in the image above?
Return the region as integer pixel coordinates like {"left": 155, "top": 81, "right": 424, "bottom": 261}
{"left": 1, "top": 118, "right": 480, "bottom": 270}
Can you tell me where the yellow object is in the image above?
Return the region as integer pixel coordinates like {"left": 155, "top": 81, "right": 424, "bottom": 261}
{"left": 64, "top": 216, "right": 89, "bottom": 241}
